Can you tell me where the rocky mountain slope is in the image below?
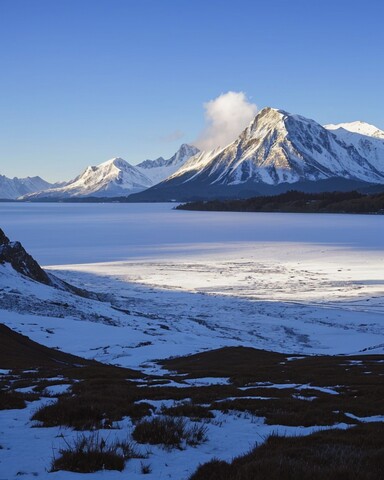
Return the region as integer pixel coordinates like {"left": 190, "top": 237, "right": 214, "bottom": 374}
{"left": 0, "top": 228, "right": 93, "bottom": 298}
{"left": 136, "top": 144, "right": 199, "bottom": 184}
{"left": 131, "top": 108, "right": 384, "bottom": 201}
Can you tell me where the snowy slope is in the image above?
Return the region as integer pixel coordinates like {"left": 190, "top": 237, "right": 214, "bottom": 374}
{"left": 0, "top": 174, "right": 52, "bottom": 199}
{"left": 22, "top": 157, "right": 153, "bottom": 199}
{"left": 136, "top": 144, "right": 199, "bottom": 184}
{"left": 325, "top": 121, "right": 384, "bottom": 140}
{"left": 324, "top": 121, "right": 384, "bottom": 172}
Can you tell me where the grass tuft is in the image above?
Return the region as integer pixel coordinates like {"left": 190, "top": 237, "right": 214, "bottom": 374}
{"left": 132, "top": 416, "right": 208, "bottom": 449}
{"left": 51, "top": 433, "right": 126, "bottom": 473}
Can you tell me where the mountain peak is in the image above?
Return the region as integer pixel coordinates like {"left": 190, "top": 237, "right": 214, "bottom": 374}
{"left": 99, "top": 157, "right": 129, "bottom": 168}
{"left": 325, "top": 121, "right": 384, "bottom": 140}
{"left": 140, "top": 107, "right": 384, "bottom": 200}
{"left": 22, "top": 156, "right": 152, "bottom": 199}
{"left": 135, "top": 144, "right": 200, "bottom": 184}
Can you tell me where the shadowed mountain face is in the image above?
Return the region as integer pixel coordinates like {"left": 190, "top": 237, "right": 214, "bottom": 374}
{"left": 0, "top": 323, "right": 96, "bottom": 369}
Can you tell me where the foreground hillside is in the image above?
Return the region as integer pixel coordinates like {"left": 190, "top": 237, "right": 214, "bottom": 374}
{"left": 1, "top": 327, "right": 383, "bottom": 478}
{"left": 177, "top": 190, "right": 384, "bottom": 214}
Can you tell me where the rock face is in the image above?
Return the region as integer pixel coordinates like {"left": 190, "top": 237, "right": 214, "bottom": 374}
{"left": 0, "top": 229, "right": 52, "bottom": 285}
{"left": 0, "top": 228, "right": 95, "bottom": 298}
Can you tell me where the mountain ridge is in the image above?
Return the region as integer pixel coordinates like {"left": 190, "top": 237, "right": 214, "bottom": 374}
{"left": 21, "top": 144, "right": 199, "bottom": 199}
{"left": 0, "top": 175, "right": 53, "bottom": 200}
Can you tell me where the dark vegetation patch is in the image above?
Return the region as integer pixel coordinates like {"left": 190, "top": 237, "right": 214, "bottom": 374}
{"left": 176, "top": 190, "right": 384, "bottom": 214}
{"left": 51, "top": 433, "right": 144, "bottom": 473}
{"left": 189, "top": 422, "right": 384, "bottom": 480}
{"left": 1, "top": 325, "right": 383, "bottom": 441}
{"left": 132, "top": 416, "right": 208, "bottom": 449}
{"left": 0, "top": 324, "right": 147, "bottom": 430}
{"left": 161, "top": 403, "right": 214, "bottom": 420}
{"left": 140, "top": 462, "right": 152, "bottom": 474}
{"left": 0, "top": 323, "right": 95, "bottom": 370}
{"left": 32, "top": 383, "right": 152, "bottom": 429}
{"left": 160, "top": 347, "right": 384, "bottom": 426}
{"left": 0, "top": 390, "right": 27, "bottom": 410}
{"left": 210, "top": 397, "right": 352, "bottom": 427}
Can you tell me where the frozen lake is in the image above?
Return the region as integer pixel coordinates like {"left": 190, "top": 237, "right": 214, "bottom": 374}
{"left": 1, "top": 202, "right": 383, "bottom": 358}
{"left": 0, "top": 202, "right": 383, "bottom": 265}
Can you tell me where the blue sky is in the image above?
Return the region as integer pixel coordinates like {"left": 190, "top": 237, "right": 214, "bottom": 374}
{"left": 1, "top": 0, "right": 383, "bottom": 182}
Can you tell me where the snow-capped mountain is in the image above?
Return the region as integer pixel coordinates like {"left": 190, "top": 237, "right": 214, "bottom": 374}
{"left": 21, "top": 145, "right": 199, "bottom": 200}
{"left": 0, "top": 175, "right": 52, "bottom": 200}
{"left": 136, "top": 144, "right": 199, "bottom": 185}
{"left": 22, "top": 157, "right": 153, "bottom": 199}
{"left": 324, "top": 121, "right": 384, "bottom": 173}
{"left": 131, "top": 108, "right": 384, "bottom": 201}
{"left": 325, "top": 121, "right": 384, "bottom": 140}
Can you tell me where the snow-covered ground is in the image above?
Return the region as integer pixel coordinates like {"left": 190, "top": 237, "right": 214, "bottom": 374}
{"left": 0, "top": 202, "right": 383, "bottom": 478}
{"left": 2, "top": 395, "right": 347, "bottom": 480}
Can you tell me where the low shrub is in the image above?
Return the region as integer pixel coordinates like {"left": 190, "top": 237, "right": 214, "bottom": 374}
{"left": 141, "top": 462, "right": 152, "bottom": 474}
{"left": 51, "top": 433, "right": 125, "bottom": 473}
{"left": 0, "top": 390, "right": 26, "bottom": 410}
{"left": 161, "top": 403, "right": 214, "bottom": 420}
{"left": 186, "top": 422, "right": 209, "bottom": 446}
{"left": 132, "top": 416, "right": 207, "bottom": 449}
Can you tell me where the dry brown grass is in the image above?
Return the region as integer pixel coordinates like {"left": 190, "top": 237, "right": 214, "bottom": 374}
{"left": 190, "top": 423, "right": 384, "bottom": 480}
{"left": 132, "top": 416, "right": 208, "bottom": 449}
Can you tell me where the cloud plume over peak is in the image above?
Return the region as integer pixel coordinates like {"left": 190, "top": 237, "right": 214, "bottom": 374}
{"left": 195, "top": 91, "right": 258, "bottom": 151}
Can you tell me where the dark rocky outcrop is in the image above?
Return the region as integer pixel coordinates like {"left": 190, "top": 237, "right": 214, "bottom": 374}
{"left": 0, "top": 228, "right": 52, "bottom": 285}
{"left": 0, "top": 227, "right": 96, "bottom": 299}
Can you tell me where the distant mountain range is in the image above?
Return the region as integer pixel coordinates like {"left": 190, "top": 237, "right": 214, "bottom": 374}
{"left": 0, "top": 175, "right": 53, "bottom": 200}
{"left": 18, "top": 144, "right": 199, "bottom": 200}
{"left": 2, "top": 108, "right": 384, "bottom": 201}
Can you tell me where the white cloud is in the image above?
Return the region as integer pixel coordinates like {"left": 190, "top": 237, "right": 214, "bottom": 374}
{"left": 195, "top": 91, "right": 258, "bottom": 151}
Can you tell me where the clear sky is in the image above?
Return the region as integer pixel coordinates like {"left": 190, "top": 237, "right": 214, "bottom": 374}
{"left": 1, "top": 0, "right": 383, "bottom": 182}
